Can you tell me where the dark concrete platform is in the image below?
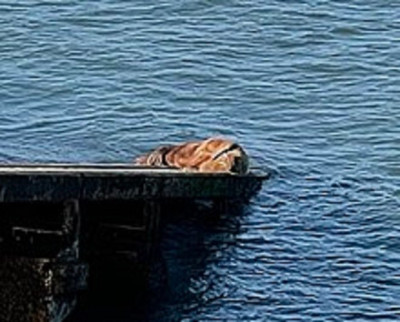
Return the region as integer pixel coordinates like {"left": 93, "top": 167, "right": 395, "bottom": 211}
{"left": 0, "top": 163, "right": 269, "bottom": 321}
{"left": 0, "top": 164, "right": 268, "bottom": 202}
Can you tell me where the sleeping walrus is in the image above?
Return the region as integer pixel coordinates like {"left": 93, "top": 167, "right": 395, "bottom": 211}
{"left": 134, "top": 137, "right": 249, "bottom": 174}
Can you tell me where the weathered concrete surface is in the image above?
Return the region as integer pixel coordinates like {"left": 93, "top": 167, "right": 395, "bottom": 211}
{"left": 0, "top": 256, "right": 87, "bottom": 322}
{"left": 0, "top": 200, "right": 81, "bottom": 258}
{"left": 0, "top": 200, "right": 87, "bottom": 322}
{"left": 0, "top": 164, "right": 268, "bottom": 203}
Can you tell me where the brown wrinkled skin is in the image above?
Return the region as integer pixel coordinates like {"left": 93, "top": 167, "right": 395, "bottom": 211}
{"left": 134, "top": 137, "right": 249, "bottom": 174}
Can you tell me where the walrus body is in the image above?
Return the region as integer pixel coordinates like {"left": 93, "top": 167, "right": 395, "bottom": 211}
{"left": 134, "top": 138, "right": 249, "bottom": 174}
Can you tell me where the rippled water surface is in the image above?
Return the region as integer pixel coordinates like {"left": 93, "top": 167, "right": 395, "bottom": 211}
{"left": 1, "top": 0, "right": 400, "bottom": 320}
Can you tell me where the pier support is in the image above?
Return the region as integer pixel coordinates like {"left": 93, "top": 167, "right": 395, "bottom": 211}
{"left": 0, "top": 164, "right": 267, "bottom": 320}
{"left": 0, "top": 200, "right": 87, "bottom": 322}
{"left": 79, "top": 200, "right": 161, "bottom": 302}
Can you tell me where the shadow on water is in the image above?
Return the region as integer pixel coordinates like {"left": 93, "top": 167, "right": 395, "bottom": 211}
{"left": 149, "top": 200, "right": 248, "bottom": 321}
{"left": 67, "top": 200, "right": 248, "bottom": 321}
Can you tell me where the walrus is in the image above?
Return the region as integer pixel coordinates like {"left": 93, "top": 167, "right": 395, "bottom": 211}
{"left": 134, "top": 137, "right": 249, "bottom": 174}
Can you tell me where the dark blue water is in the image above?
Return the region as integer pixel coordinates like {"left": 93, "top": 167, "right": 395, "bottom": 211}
{"left": 1, "top": 0, "right": 400, "bottom": 320}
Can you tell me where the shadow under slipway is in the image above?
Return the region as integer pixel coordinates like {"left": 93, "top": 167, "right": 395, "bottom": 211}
{"left": 68, "top": 200, "right": 249, "bottom": 322}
